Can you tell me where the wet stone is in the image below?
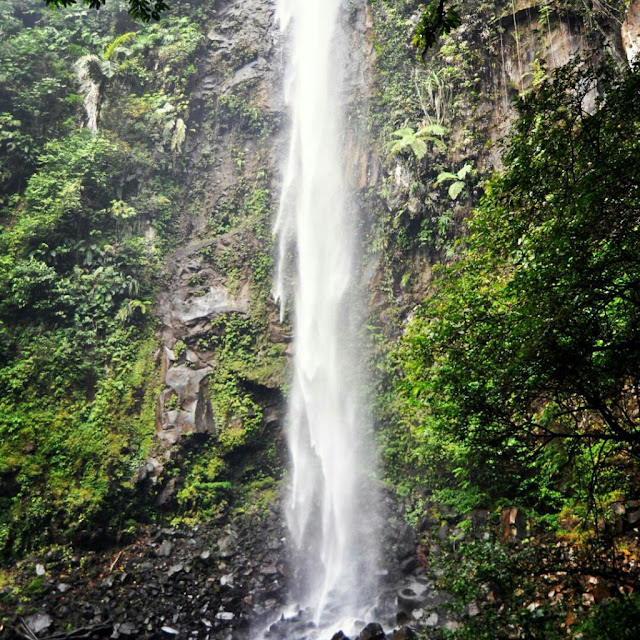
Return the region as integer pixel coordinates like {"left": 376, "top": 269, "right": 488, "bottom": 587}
{"left": 358, "top": 622, "right": 385, "bottom": 640}
{"left": 424, "top": 612, "right": 439, "bottom": 627}
{"left": 24, "top": 612, "right": 52, "bottom": 634}
{"left": 215, "top": 612, "right": 235, "bottom": 621}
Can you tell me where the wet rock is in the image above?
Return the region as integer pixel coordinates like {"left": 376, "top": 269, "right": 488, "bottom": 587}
{"left": 396, "top": 525, "right": 417, "bottom": 561}
{"left": 400, "top": 556, "right": 419, "bottom": 575}
{"left": 215, "top": 611, "right": 235, "bottom": 621}
{"left": 358, "top": 622, "right": 385, "bottom": 640}
{"left": 260, "top": 563, "right": 278, "bottom": 575}
{"left": 217, "top": 533, "right": 238, "bottom": 558}
{"left": 390, "top": 627, "right": 419, "bottom": 640}
{"left": 220, "top": 573, "right": 234, "bottom": 587}
{"left": 158, "top": 365, "right": 215, "bottom": 443}
{"left": 117, "top": 621, "right": 138, "bottom": 636}
{"left": 161, "top": 627, "right": 180, "bottom": 636}
{"left": 24, "top": 612, "right": 52, "bottom": 635}
{"left": 424, "top": 612, "right": 438, "bottom": 627}
{"left": 158, "top": 540, "right": 174, "bottom": 557}
{"left": 398, "top": 586, "right": 425, "bottom": 612}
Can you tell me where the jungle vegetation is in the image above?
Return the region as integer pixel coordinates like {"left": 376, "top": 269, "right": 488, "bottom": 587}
{"left": 392, "top": 60, "right": 640, "bottom": 637}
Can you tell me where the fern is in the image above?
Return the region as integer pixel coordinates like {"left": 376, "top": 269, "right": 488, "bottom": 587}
{"left": 387, "top": 123, "right": 447, "bottom": 160}
{"left": 103, "top": 32, "right": 137, "bottom": 60}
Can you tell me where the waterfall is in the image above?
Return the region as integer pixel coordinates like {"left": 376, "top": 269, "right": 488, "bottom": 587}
{"left": 274, "top": 0, "right": 379, "bottom": 629}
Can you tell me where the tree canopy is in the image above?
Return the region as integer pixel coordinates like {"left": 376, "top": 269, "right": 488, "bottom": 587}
{"left": 402, "top": 60, "right": 640, "bottom": 504}
{"left": 45, "top": 0, "right": 169, "bottom": 22}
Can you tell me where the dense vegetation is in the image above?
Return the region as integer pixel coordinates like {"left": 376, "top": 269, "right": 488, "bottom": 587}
{"left": 0, "top": 0, "right": 206, "bottom": 559}
{"left": 2, "top": 0, "right": 640, "bottom": 636}
{"left": 392, "top": 60, "right": 640, "bottom": 637}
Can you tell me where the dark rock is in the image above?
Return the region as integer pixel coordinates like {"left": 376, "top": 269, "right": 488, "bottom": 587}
{"left": 628, "top": 510, "right": 640, "bottom": 524}
{"left": 395, "top": 611, "right": 410, "bottom": 626}
{"left": 418, "top": 515, "right": 438, "bottom": 532}
{"left": 400, "top": 557, "right": 419, "bottom": 574}
{"left": 390, "top": 627, "right": 419, "bottom": 640}
{"left": 331, "top": 632, "right": 350, "bottom": 640}
{"left": 437, "top": 524, "right": 449, "bottom": 541}
{"left": 612, "top": 502, "right": 626, "bottom": 515}
{"left": 396, "top": 525, "right": 417, "bottom": 561}
{"left": 358, "top": 622, "right": 385, "bottom": 640}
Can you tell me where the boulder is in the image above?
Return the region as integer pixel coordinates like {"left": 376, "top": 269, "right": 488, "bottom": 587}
{"left": 357, "top": 622, "right": 385, "bottom": 640}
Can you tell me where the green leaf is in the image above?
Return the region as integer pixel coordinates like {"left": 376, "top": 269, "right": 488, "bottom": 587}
{"left": 448, "top": 180, "right": 465, "bottom": 200}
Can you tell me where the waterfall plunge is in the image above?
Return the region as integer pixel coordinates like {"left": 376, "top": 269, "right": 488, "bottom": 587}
{"left": 274, "top": 0, "right": 379, "bottom": 628}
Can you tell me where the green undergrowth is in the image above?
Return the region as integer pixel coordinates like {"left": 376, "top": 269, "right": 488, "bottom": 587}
{"left": 384, "top": 57, "right": 640, "bottom": 638}
{"left": 0, "top": 0, "right": 214, "bottom": 560}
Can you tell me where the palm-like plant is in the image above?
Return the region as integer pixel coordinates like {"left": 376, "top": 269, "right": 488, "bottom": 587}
{"left": 74, "top": 32, "right": 137, "bottom": 134}
{"left": 387, "top": 123, "right": 446, "bottom": 160}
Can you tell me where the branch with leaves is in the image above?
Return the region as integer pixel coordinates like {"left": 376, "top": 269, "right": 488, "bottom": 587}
{"left": 413, "top": 0, "right": 462, "bottom": 57}
{"left": 45, "top": 0, "right": 169, "bottom": 22}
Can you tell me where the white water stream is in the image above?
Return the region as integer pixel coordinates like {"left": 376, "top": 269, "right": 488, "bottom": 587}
{"left": 274, "top": 0, "right": 378, "bottom": 629}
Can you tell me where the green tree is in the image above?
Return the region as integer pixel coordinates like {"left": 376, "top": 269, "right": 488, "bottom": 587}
{"left": 402, "top": 61, "right": 640, "bottom": 503}
{"left": 45, "top": 0, "right": 168, "bottom": 22}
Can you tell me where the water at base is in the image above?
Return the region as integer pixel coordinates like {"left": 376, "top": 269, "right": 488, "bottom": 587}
{"left": 273, "top": 0, "right": 379, "bottom": 632}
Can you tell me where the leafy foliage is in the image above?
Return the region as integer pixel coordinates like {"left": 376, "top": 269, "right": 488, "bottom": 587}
{"left": 413, "top": 0, "right": 462, "bottom": 56}
{"left": 387, "top": 123, "right": 447, "bottom": 160}
{"left": 402, "top": 61, "right": 640, "bottom": 504}
{"left": 435, "top": 162, "right": 472, "bottom": 200}
{"left": 392, "top": 57, "right": 640, "bottom": 640}
{"left": 45, "top": 0, "right": 169, "bottom": 22}
{"left": 0, "top": 0, "right": 209, "bottom": 559}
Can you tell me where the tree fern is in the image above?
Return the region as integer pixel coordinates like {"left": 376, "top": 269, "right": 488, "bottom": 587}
{"left": 387, "top": 123, "right": 447, "bottom": 160}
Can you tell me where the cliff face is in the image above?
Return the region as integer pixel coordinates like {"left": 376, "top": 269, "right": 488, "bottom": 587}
{"left": 2, "top": 0, "right": 640, "bottom": 635}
